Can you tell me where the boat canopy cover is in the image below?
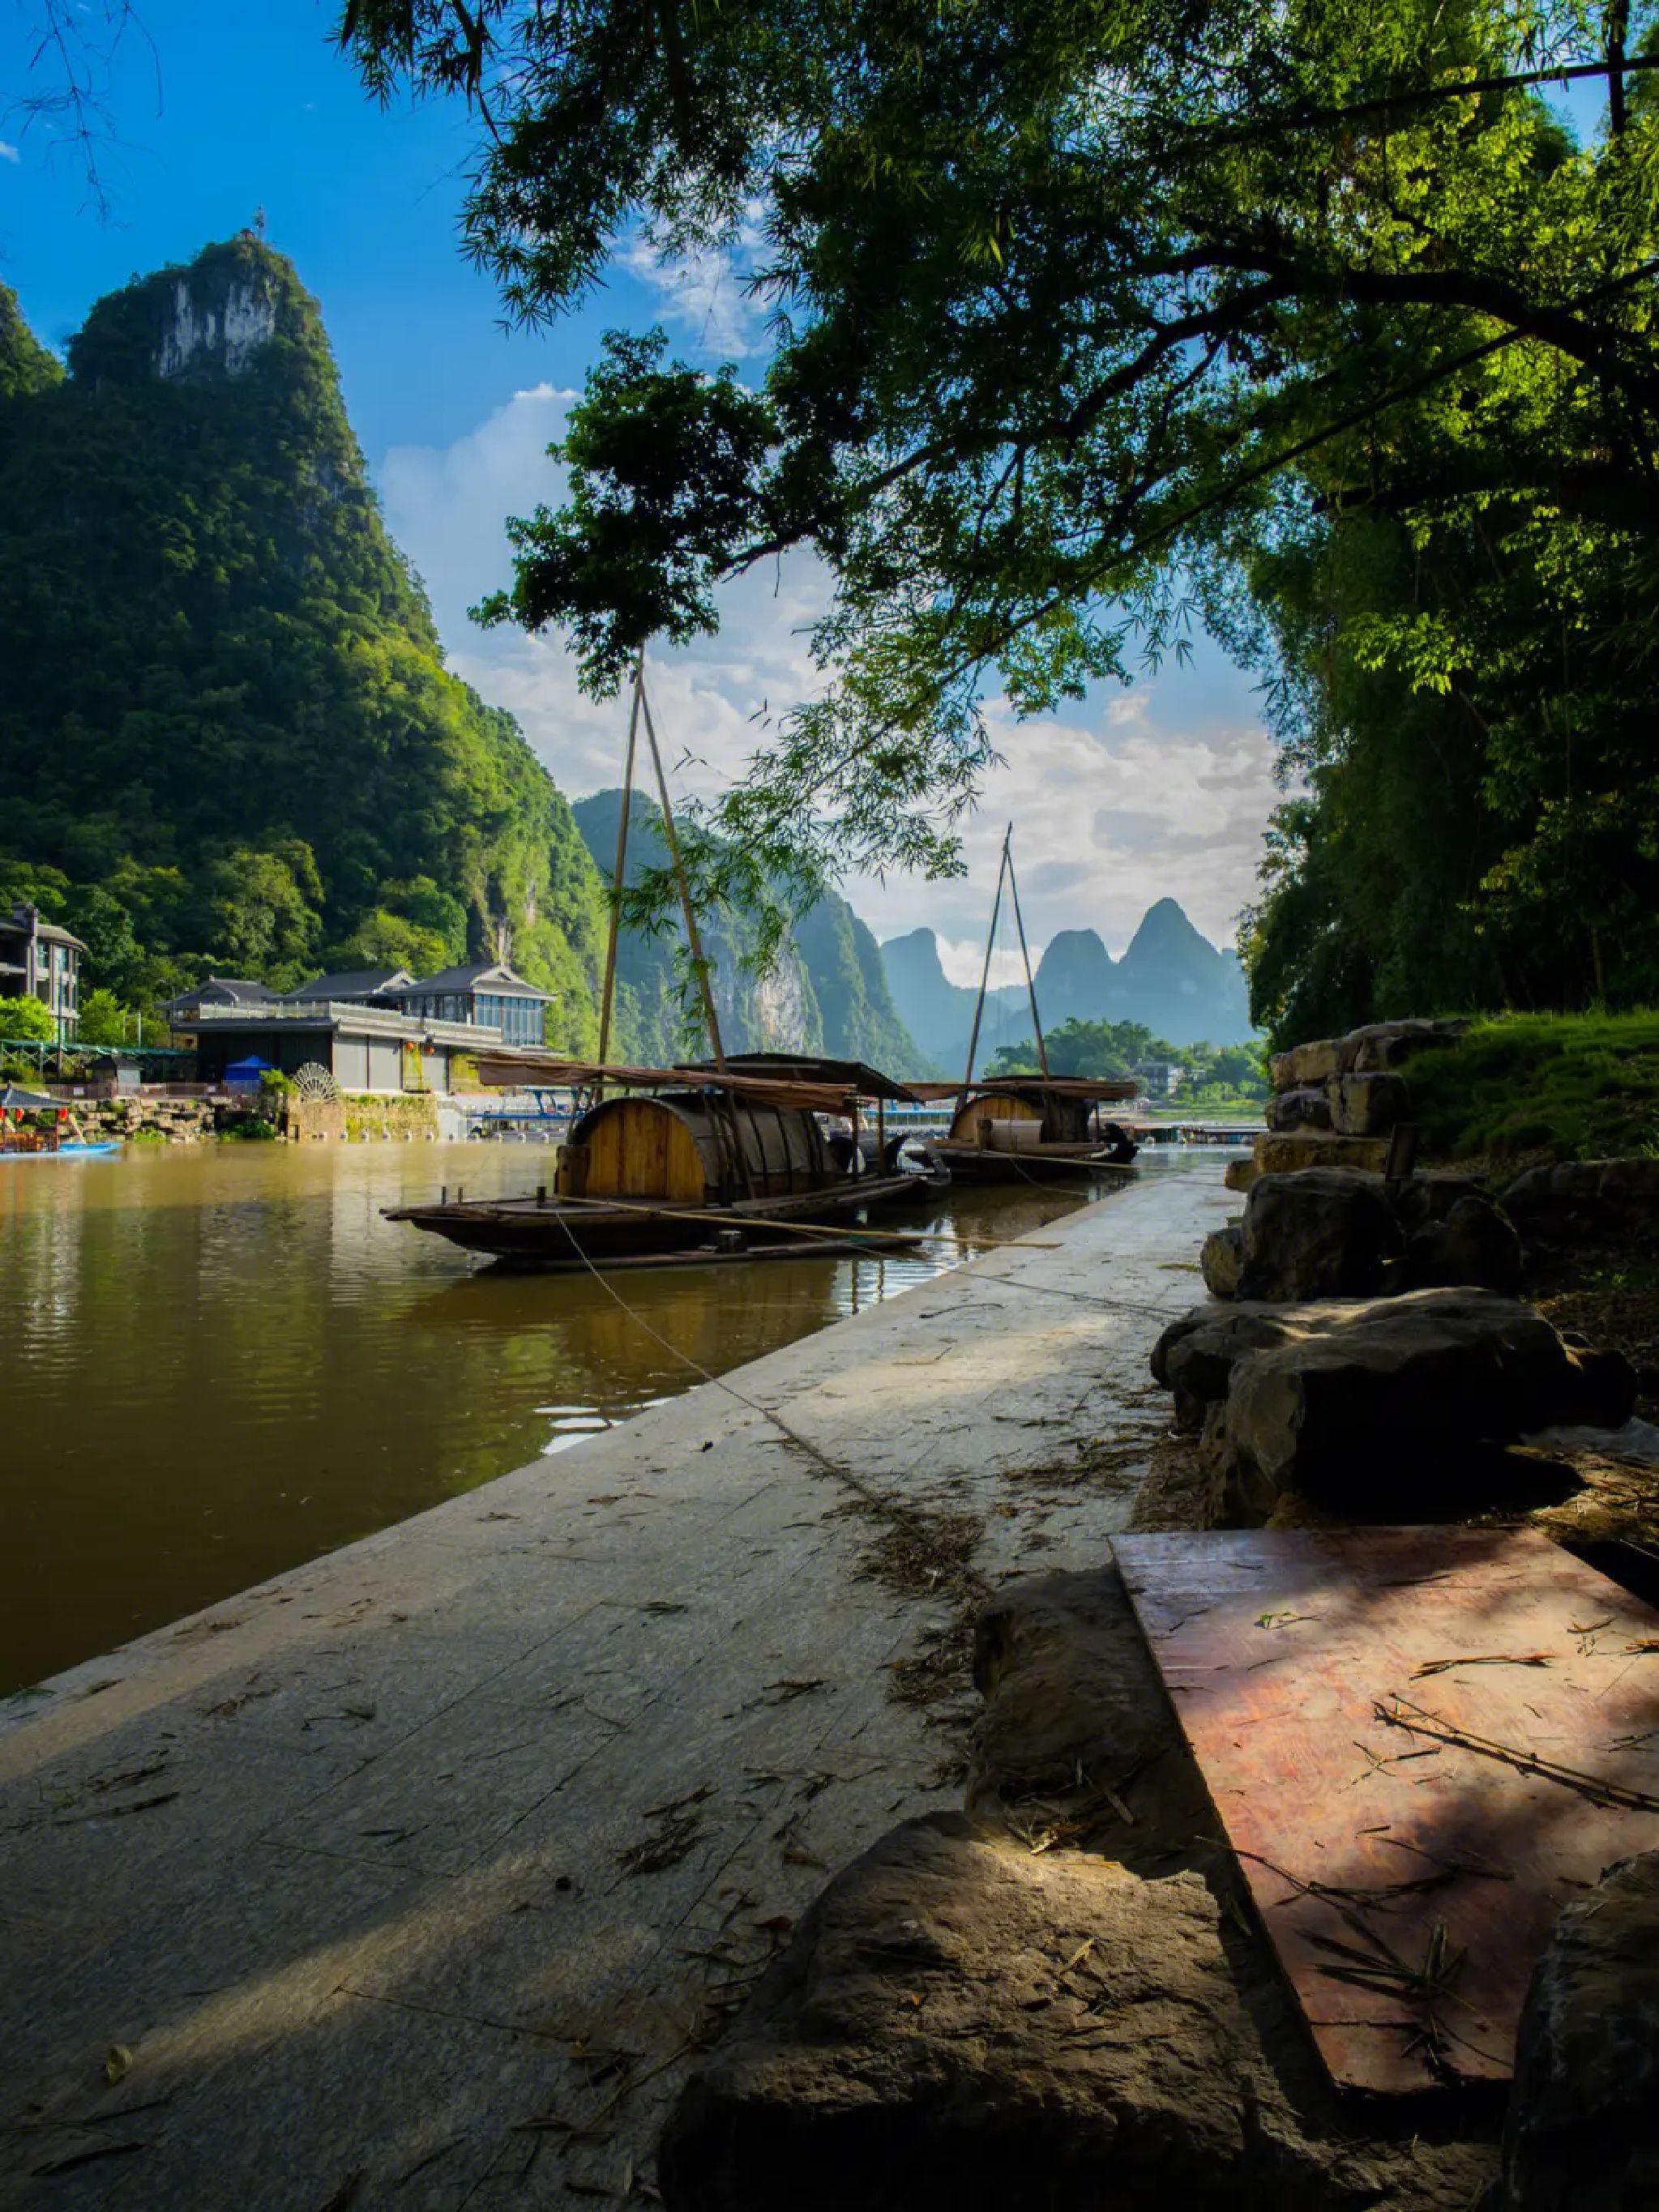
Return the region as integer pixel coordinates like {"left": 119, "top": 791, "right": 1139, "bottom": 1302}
{"left": 908, "top": 1076, "right": 1139, "bottom": 1104}
{"left": 1, "top": 1083, "right": 59, "bottom": 1111}
{"left": 679, "top": 1052, "right": 919, "bottom": 1104}
{"left": 473, "top": 1051, "right": 918, "bottom": 1112}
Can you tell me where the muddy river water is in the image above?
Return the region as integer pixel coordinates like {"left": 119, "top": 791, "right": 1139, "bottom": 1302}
{"left": 0, "top": 1139, "right": 1114, "bottom": 1693}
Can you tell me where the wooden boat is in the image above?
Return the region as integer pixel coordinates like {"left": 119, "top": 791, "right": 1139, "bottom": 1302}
{"left": 387, "top": 661, "right": 930, "bottom": 1271}
{"left": 386, "top": 1057, "right": 921, "bottom": 1266}
{"left": 0, "top": 1083, "right": 121, "bottom": 1158}
{"left": 916, "top": 1076, "right": 1141, "bottom": 1185}
{"left": 922, "top": 824, "right": 1141, "bottom": 1185}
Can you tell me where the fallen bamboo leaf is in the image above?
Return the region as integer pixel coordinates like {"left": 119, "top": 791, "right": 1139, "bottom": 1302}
{"left": 31, "top": 2140, "right": 150, "bottom": 2178}
{"left": 1411, "top": 1653, "right": 1554, "bottom": 1678}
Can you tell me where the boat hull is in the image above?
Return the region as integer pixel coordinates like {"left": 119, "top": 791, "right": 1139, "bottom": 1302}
{"left": 385, "top": 1170, "right": 921, "bottom": 1266}
{"left": 930, "top": 1142, "right": 1137, "bottom": 1186}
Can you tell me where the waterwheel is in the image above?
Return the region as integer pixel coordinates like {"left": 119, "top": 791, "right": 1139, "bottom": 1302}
{"left": 292, "top": 1061, "right": 340, "bottom": 1103}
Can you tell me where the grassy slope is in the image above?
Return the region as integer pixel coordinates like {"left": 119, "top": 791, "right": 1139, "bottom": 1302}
{"left": 1410, "top": 1011, "right": 1659, "bottom": 1162}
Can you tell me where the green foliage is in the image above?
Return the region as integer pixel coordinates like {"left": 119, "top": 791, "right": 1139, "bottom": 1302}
{"left": 478, "top": 331, "right": 780, "bottom": 692}
{"left": 0, "top": 283, "right": 62, "bottom": 407}
{"left": 989, "top": 1018, "right": 1177, "bottom": 1078}
{"left": 986, "top": 1018, "right": 1267, "bottom": 1094}
{"left": 0, "top": 238, "right": 611, "bottom": 1044}
{"left": 1409, "top": 1012, "right": 1659, "bottom": 1162}
{"left": 340, "top": 0, "right": 1659, "bottom": 976}
{"left": 75, "top": 989, "right": 132, "bottom": 1047}
{"left": 218, "top": 1115, "right": 279, "bottom": 1140}
{"left": 0, "top": 997, "right": 56, "bottom": 1042}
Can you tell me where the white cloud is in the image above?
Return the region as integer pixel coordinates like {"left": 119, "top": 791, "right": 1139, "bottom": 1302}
{"left": 618, "top": 206, "right": 770, "bottom": 360}
{"left": 0, "top": 141, "right": 20, "bottom": 164}
{"left": 376, "top": 389, "right": 1280, "bottom": 959}
{"left": 935, "top": 940, "right": 1045, "bottom": 989}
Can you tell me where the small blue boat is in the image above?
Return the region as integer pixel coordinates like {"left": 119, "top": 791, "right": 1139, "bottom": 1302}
{"left": 0, "top": 1083, "right": 122, "bottom": 1158}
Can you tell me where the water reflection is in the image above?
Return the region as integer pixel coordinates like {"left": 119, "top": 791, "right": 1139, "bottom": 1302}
{"left": 0, "top": 1142, "right": 1104, "bottom": 1692}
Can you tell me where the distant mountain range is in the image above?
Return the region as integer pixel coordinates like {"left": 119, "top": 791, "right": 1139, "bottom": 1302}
{"left": 880, "top": 898, "right": 1254, "bottom": 1071}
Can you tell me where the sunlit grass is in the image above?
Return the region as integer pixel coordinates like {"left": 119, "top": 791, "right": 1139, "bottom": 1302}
{"left": 1411, "top": 1010, "right": 1659, "bottom": 1162}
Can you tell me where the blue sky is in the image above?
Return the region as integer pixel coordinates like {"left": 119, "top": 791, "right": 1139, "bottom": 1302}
{"left": 1, "top": 0, "right": 1279, "bottom": 968}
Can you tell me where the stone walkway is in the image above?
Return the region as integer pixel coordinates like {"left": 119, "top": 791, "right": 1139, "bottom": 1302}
{"left": 0, "top": 1167, "right": 1231, "bottom": 2210}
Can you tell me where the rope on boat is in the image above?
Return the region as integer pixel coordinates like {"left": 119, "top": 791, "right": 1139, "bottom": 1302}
{"left": 545, "top": 1209, "right": 940, "bottom": 1522}
{"left": 497, "top": 1188, "right": 1064, "bottom": 1255}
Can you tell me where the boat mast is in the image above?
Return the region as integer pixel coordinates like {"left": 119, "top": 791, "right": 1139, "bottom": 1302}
{"left": 635, "top": 664, "right": 755, "bottom": 1199}
{"left": 636, "top": 669, "right": 729, "bottom": 1075}
{"left": 593, "top": 649, "right": 645, "bottom": 1099}
{"left": 1006, "top": 833, "right": 1051, "bottom": 1083}
{"left": 960, "top": 824, "right": 1011, "bottom": 1102}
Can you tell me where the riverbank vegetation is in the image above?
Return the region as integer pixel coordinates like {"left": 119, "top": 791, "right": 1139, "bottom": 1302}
{"left": 1411, "top": 1013, "right": 1659, "bottom": 1164}
{"left": 338, "top": 0, "right": 1659, "bottom": 1049}
{"left": 987, "top": 1021, "right": 1268, "bottom": 1110}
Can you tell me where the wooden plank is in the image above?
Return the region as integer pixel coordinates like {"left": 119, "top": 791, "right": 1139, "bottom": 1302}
{"left": 1114, "top": 1529, "right": 1659, "bottom": 2095}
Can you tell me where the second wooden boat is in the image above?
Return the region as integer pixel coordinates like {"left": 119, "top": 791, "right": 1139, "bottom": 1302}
{"left": 921, "top": 825, "right": 1141, "bottom": 1185}
{"left": 917, "top": 1076, "right": 1140, "bottom": 1184}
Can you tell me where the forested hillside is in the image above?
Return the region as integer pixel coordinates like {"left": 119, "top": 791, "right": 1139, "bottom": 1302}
{"left": 0, "top": 240, "right": 609, "bottom": 1043}
{"left": 571, "top": 789, "right": 922, "bottom": 1068}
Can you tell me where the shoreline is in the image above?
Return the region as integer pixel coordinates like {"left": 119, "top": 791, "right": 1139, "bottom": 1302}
{"left": 0, "top": 1168, "right": 1231, "bottom": 2205}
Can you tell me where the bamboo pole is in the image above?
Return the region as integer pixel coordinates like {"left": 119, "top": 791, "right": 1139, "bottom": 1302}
{"left": 1006, "top": 831, "right": 1051, "bottom": 1083}
{"left": 960, "top": 826, "right": 1011, "bottom": 1112}
{"left": 635, "top": 664, "right": 755, "bottom": 1198}
{"left": 594, "top": 651, "right": 645, "bottom": 1097}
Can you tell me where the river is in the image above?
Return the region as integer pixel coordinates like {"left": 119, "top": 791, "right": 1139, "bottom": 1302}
{"left": 1, "top": 1140, "right": 1111, "bottom": 1694}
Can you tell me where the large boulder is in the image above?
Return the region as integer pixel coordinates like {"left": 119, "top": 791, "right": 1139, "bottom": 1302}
{"left": 659, "top": 1813, "right": 1490, "bottom": 2212}
{"left": 968, "top": 1570, "right": 1194, "bottom": 1822}
{"left": 1503, "top": 1157, "right": 1659, "bottom": 1245}
{"left": 1150, "top": 1300, "right": 1322, "bottom": 1428}
{"left": 1200, "top": 1221, "right": 1245, "bottom": 1297}
{"left": 1150, "top": 1290, "right": 1637, "bottom": 1516}
{"left": 1236, "top": 1168, "right": 1401, "bottom": 1300}
{"left": 1254, "top": 1131, "right": 1392, "bottom": 1177}
{"left": 1268, "top": 1086, "right": 1333, "bottom": 1133}
{"left": 1328, "top": 1070, "right": 1413, "bottom": 1137}
{"left": 1400, "top": 1191, "right": 1524, "bottom": 1296}
{"left": 1210, "top": 1169, "right": 1524, "bottom": 1306}
{"left": 1337, "top": 1016, "right": 1468, "bottom": 1074}
{"left": 1216, "top": 1291, "right": 1636, "bottom": 1518}
{"left": 1502, "top": 1850, "right": 1659, "bottom": 2212}
{"left": 1269, "top": 1037, "right": 1342, "bottom": 1091}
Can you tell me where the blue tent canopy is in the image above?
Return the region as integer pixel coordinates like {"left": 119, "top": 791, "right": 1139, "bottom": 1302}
{"left": 224, "top": 1056, "right": 275, "bottom": 1088}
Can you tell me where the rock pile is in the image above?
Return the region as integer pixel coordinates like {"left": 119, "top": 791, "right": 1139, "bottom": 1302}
{"left": 1204, "top": 1166, "right": 1524, "bottom": 1303}
{"left": 1152, "top": 1288, "right": 1635, "bottom": 1520}
{"left": 1503, "top": 1155, "right": 1659, "bottom": 1247}
{"left": 1229, "top": 1016, "right": 1465, "bottom": 1192}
